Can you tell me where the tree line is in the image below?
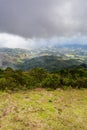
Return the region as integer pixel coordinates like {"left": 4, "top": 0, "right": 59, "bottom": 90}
{"left": 0, "top": 67, "right": 87, "bottom": 91}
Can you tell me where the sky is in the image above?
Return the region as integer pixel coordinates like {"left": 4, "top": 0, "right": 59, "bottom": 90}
{"left": 0, "top": 0, "right": 87, "bottom": 49}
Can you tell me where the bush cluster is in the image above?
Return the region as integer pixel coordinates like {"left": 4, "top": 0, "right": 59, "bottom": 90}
{"left": 0, "top": 67, "right": 87, "bottom": 91}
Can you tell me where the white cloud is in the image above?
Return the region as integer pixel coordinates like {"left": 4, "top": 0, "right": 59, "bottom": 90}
{"left": 0, "top": 33, "right": 87, "bottom": 50}
{"left": 0, "top": 33, "right": 35, "bottom": 49}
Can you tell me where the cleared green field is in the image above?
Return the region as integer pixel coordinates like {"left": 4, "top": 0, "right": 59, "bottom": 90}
{"left": 0, "top": 89, "right": 87, "bottom": 130}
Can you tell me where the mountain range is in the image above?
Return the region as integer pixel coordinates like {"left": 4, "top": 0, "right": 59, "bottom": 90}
{"left": 0, "top": 44, "right": 87, "bottom": 71}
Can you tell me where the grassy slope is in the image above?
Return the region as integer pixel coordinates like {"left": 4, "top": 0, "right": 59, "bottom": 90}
{"left": 0, "top": 89, "right": 87, "bottom": 130}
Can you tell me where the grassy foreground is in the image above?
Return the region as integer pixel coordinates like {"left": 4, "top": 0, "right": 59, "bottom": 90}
{"left": 0, "top": 89, "right": 87, "bottom": 130}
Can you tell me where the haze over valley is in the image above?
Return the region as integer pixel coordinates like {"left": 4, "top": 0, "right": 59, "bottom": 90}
{"left": 0, "top": 43, "right": 87, "bottom": 71}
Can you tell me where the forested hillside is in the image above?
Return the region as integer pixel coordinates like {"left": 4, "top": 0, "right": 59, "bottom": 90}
{"left": 17, "top": 56, "right": 81, "bottom": 71}
{"left": 0, "top": 46, "right": 87, "bottom": 71}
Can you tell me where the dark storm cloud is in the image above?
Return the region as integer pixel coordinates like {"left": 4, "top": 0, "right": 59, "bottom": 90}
{"left": 0, "top": 0, "right": 87, "bottom": 38}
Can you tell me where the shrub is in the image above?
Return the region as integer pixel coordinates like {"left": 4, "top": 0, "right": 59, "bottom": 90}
{"left": 41, "top": 74, "right": 60, "bottom": 89}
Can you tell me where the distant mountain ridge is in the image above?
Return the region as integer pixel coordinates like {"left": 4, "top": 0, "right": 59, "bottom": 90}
{"left": 0, "top": 45, "right": 87, "bottom": 71}
{"left": 0, "top": 47, "right": 31, "bottom": 69}
{"left": 16, "top": 55, "right": 82, "bottom": 71}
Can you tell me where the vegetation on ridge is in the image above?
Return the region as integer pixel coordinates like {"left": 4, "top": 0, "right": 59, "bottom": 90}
{"left": 0, "top": 67, "right": 87, "bottom": 91}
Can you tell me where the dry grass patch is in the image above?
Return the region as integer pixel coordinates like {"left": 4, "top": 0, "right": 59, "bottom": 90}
{"left": 0, "top": 89, "right": 87, "bottom": 130}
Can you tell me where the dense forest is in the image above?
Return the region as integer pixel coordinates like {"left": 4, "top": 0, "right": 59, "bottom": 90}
{"left": 0, "top": 66, "right": 87, "bottom": 91}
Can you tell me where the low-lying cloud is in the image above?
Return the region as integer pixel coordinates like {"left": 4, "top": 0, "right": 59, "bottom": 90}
{"left": 0, "top": 33, "right": 87, "bottom": 50}
{"left": 0, "top": 0, "right": 87, "bottom": 48}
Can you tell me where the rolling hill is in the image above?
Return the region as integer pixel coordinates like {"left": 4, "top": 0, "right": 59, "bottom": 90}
{"left": 0, "top": 45, "right": 87, "bottom": 71}
{"left": 16, "top": 55, "right": 81, "bottom": 71}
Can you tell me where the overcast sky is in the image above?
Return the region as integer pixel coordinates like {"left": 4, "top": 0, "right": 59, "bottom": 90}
{"left": 0, "top": 0, "right": 87, "bottom": 49}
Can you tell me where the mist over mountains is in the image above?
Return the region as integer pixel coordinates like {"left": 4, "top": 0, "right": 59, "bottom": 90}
{"left": 0, "top": 43, "right": 87, "bottom": 71}
{"left": 0, "top": 0, "right": 87, "bottom": 71}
